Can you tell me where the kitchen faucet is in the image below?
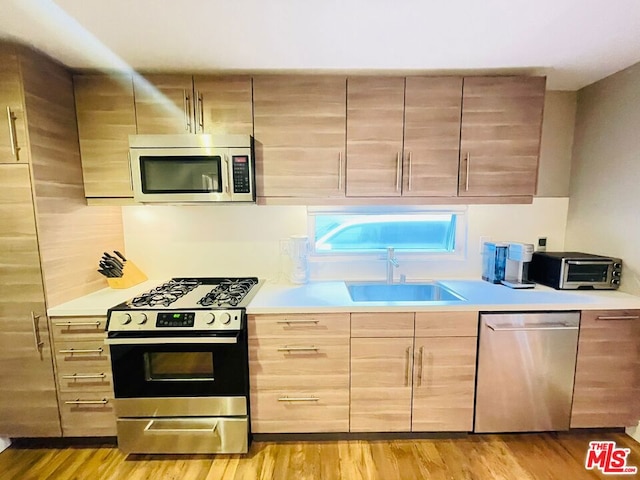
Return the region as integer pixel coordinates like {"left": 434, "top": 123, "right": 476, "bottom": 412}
{"left": 386, "top": 247, "right": 399, "bottom": 284}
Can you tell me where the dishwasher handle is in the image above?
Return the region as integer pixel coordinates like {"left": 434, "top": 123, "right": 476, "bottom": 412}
{"left": 486, "top": 322, "right": 578, "bottom": 332}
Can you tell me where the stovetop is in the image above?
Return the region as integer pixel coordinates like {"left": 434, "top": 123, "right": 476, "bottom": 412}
{"left": 113, "top": 277, "right": 261, "bottom": 310}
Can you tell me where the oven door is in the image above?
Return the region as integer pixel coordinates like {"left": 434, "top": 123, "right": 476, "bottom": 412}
{"left": 562, "top": 260, "right": 613, "bottom": 289}
{"left": 107, "top": 332, "right": 247, "bottom": 398}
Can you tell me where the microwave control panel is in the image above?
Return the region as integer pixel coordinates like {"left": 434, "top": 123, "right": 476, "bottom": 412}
{"left": 232, "top": 155, "right": 251, "bottom": 194}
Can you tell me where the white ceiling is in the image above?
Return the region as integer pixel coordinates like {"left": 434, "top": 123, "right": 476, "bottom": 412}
{"left": 2, "top": 0, "right": 640, "bottom": 90}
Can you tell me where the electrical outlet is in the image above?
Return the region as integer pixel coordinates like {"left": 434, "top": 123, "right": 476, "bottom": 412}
{"left": 537, "top": 236, "right": 547, "bottom": 252}
{"left": 479, "top": 236, "right": 491, "bottom": 253}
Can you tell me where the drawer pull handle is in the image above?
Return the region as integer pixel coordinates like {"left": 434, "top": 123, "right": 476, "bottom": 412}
{"left": 144, "top": 419, "right": 218, "bottom": 433}
{"left": 55, "top": 321, "right": 102, "bottom": 327}
{"left": 278, "top": 396, "right": 319, "bottom": 402}
{"left": 65, "top": 398, "right": 108, "bottom": 405}
{"left": 59, "top": 348, "right": 104, "bottom": 354}
{"left": 277, "top": 346, "right": 319, "bottom": 352}
{"left": 596, "top": 315, "right": 639, "bottom": 321}
{"left": 276, "top": 320, "right": 320, "bottom": 325}
{"left": 62, "top": 373, "right": 107, "bottom": 380}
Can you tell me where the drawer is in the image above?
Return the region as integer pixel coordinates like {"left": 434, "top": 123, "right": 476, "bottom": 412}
{"left": 55, "top": 340, "right": 110, "bottom": 367}
{"left": 250, "top": 388, "right": 349, "bottom": 433}
{"left": 56, "top": 367, "right": 114, "bottom": 393}
{"left": 58, "top": 391, "right": 116, "bottom": 437}
{"left": 414, "top": 311, "right": 478, "bottom": 337}
{"left": 248, "top": 313, "right": 349, "bottom": 339}
{"left": 351, "top": 312, "right": 414, "bottom": 337}
{"left": 249, "top": 337, "right": 349, "bottom": 389}
{"left": 50, "top": 317, "right": 107, "bottom": 341}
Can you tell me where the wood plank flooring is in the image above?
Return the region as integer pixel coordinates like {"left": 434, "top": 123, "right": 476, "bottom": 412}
{"left": 1, "top": 432, "right": 638, "bottom": 480}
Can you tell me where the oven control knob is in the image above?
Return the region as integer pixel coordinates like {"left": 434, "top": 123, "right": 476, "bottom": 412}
{"left": 206, "top": 313, "right": 216, "bottom": 324}
{"left": 136, "top": 313, "right": 148, "bottom": 325}
{"left": 613, "top": 271, "right": 621, "bottom": 277}
{"left": 220, "top": 312, "right": 231, "bottom": 325}
{"left": 120, "top": 313, "right": 132, "bottom": 325}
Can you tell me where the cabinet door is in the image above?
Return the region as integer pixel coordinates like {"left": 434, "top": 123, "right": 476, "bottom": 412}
{"left": 346, "top": 77, "right": 405, "bottom": 196}
{"left": 0, "top": 46, "right": 29, "bottom": 164}
{"left": 193, "top": 75, "right": 253, "bottom": 135}
{"left": 133, "top": 74, "right": 194, "bottom": 134}
{"left": 350, "top": 337, "right": 413, "bottom": 432}
{"left": 74, "top": 74, "right": 137, "bottom": 197}
{"left": 253, "top": 76, "right": 346, "bottom": 198}
{"left": 403, "top": 77, "right": 462, "bottom": 196}
{"left": 458, "top": 76, "right": 545, "bottom": 197}
{"left": 411, "top": 336, "right": 477, "bottom": 432}
{"left": 571, "top": 310, "right": 640, "bottom": 428}
{"left": 0, "top": 165, "right": 61, "bottom": 437}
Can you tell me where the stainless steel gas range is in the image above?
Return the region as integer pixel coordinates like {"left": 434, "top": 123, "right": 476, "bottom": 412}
{"left": 105, "top": 277, "right": 261, "bottom": 454}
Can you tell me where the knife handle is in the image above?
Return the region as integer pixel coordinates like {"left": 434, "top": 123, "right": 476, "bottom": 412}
{"left": 114, "top": 250, "right": 127, "bottom": 262}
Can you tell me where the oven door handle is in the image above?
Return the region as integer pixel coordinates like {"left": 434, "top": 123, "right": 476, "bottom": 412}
{"left": 104, "top": 337, "right": 238, "bottom": 345}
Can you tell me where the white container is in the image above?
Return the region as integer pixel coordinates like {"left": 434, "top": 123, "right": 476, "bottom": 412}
{"left": 288, "top": 235, "right": 309, "bottom": 284}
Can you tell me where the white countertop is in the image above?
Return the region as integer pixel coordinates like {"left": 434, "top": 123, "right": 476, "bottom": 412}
{"left": 47, "top": 278, "right": 640, "bottom": 317}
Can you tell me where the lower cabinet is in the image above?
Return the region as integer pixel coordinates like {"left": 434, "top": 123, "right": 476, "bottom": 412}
{"left": 49, "top": 316, "right": 117, "bottom": 437}
{"left": 571, "top": 309, "right": 640, "bottom": 428}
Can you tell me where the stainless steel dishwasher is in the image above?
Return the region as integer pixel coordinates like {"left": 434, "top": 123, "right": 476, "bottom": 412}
{"left": 474, "top": 311, "right": 580, "bottom": 433}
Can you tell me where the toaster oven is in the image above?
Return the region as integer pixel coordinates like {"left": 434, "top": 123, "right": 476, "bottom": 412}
{"left": 528, "top": 252, "right": 622, "bottom": 290}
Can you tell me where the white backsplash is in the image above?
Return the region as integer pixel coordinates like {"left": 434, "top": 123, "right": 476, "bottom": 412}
{"left": 122, "top": 198, "right": 569, "bottom": 283}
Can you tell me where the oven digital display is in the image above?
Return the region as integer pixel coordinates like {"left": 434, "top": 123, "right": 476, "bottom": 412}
{"left": 156, "top": 312, "right": 195, "bottom": 327}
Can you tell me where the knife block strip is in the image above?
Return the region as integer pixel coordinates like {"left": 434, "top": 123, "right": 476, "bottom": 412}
{"left": 107, "top": 261, "right": 148, "bottom": 289}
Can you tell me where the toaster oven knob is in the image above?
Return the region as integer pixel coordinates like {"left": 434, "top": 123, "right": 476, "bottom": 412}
{"left": 613, "top": 271, "right": 621, "bottom": 277}
{"left": 612, "top": 279, "right": 620, "bottom": 285}
{"left": 220, "top": 312, "right": 231, "bottom": 325}
{"left": 136, "top": 313, "right": 148, "bottom": 325}
{"left": 614, "top": 263, "right": 622, "bottom": 269}
{"left": 120, "top": 313, "right": 132, "bottom": 325}
{"left": 206, "top": 313, "right": 216, "bottom": 324}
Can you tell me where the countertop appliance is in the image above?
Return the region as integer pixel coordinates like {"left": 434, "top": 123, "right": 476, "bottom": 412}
{"left": 474, "top": 312, "right": 580, "bottom": 433}
{"left": 501, "top": 243, "right": 535, "bottom": 289}
{"left": 105, "top": 277, "right": 262, "bottom": 454}
{"left": 529, "top": 251, "right": 622, "bottom": 290}
{"left": 482, "top": 242, "right": 508, "bottom": 284}
{"left": 129, "top": 134, "right": 255, "bottom": 203}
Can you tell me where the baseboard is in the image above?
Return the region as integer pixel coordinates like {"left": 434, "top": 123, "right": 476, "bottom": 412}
{"left": 626, "top": 422, "right": 640, "bottom": 443}
{"left": 0, "top": 437, "right": 11, "bottom": 453}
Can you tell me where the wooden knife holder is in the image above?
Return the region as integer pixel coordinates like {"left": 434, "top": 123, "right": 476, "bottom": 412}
{"left": 107, "top": 261, "right": 148, "bottom": 289}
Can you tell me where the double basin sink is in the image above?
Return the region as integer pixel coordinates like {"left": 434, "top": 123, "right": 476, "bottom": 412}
{"left": 346, "top": 281, "right": 465, "bottom": 303}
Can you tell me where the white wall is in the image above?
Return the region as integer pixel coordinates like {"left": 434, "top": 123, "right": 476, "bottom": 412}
{"left": 122, "top": 198, "right": 569, "bottom": 283}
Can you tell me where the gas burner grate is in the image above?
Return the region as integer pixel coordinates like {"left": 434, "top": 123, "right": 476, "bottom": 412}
{"left": 198, "top": 278, "right": 258, "bottom": 307}
{"left": 129, "top": 279, "right": 201, "bottom": 308}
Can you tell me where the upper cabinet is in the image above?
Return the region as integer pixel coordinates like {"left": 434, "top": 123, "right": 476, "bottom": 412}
{"left": 458, "top": 76, "right": 546, "bottom": 197}
{"left": 74, "top": 74, "right": 137, "bottom": 198}
{"left": 253, "top": 76, "right": 346, "bottom": 198}
{"left": 133, "top": 74, "right": 253, "bottom": 135}
{"left": 0, "top": 45, "right": 29, "bottom": 164}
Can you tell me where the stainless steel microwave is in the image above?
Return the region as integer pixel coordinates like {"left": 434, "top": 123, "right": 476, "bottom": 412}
{"left": 529, "top": 251, "right": 622, "bottom": 290}
{"left": 129, "top": 134, "right": 255, "bottom": 203}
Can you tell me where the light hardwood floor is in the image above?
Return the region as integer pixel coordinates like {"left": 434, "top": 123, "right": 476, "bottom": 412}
{"left": 1, "top": 432, "right": 638, "bottom": 479}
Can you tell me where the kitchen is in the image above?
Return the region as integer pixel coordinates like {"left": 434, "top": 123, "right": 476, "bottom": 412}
{"left": 1, "top": 0, "right": 640, "bottom": 478}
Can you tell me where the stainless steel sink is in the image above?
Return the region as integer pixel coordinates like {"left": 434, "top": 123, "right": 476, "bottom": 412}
{"left": 346, "top": 282, "right": 465, "bottom": 302}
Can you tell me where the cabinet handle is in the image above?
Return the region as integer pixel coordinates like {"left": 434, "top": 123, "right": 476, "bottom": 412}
{"left": 65, "top": 399, "right": 109, "bottom": 405}
{"left": 183, "top": 89, "right": 192, "bottom": 132}
{"left": 62, "top": 373, "right": 107, "bottom": 380}
{"left": 596, "top": 315, "right": 639, "bottom": 321}
{"left": 55, "top": 321, "right": 102, "bottom": 327}
{"left": 196, "top": 91, "right": 204, "bottom": 132}
{"left": 405, "top": 346, "right": 412, "bottom": 386}
{"left": 277, "top": 396, "right": 319, "bottom": 402}
{"left": 31, "top": 312, "right": 44, "bottom": 352}
{"left": 407, "top": 151, "right": 413, "bottom": 191}
{"left": 396, "top": 152, "right": 401, "bottom": 192}
{"left": 417, "top": 346, "right": 424, "bottom": 387}
{"left": 127, "top": 151, "right": 134, "bottom": 191}
{"left": 59, "top": 348, "right": 104, "bottom": 355}
{"left": 465, "top": 152, "right": 471, "bottom": 191}
{"left": 6, "top": 106, "right": 19, "bottom": 160}
{"left": 276, "top": 320, "right": 320, "bottom": 325}
{"left": 338, "top": 152, "right": 343, "bottom": 190}
{"left": 277, "top": 346, "right": 319, "bottom": 352}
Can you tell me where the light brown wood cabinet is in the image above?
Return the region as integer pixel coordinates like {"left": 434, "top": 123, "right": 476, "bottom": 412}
{"left": 349, "top": 311, "right": 478, "bottom": 433}
{"left": 49, "top": 317, "right": 116, "bottom": 437}
{"left": 458, "top": 76, "right": 546, "bottom": 197}
{"left": 253, "top": 75, "right": 347, "bottom": 198}
{"left": 571, "top": 309, "right": 640, "bottom": 428}
{"left": 133, "top": 74, "right": 253, "bottom": 135}
{"left": 248, "top": 313, "right": 350, "bottom": 433}
{"left": 0, "top": 45, "right": 29, "bottom": 164}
